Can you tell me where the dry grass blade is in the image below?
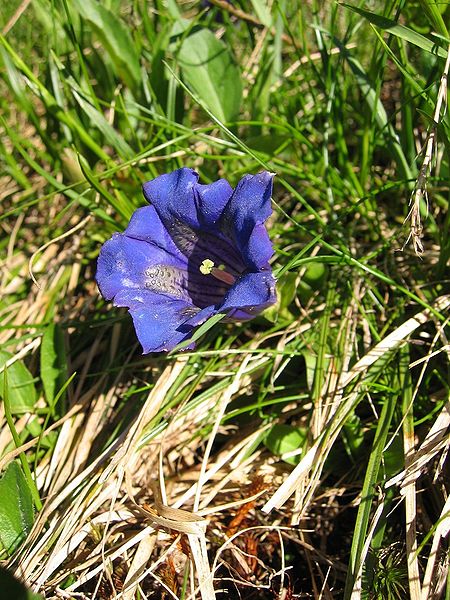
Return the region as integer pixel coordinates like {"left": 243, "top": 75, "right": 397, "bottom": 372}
{"left": 386, "top": 401, "right": 450, "bottom": 490}
{"left": 2, "top": 0, "right": 32, "bottom": 35}
{"left": 193, "top": 355, "right": 253, "bottom": 512}
{"left": 263, "top": 295, "right": 450, "bottom": 515}
{"left": 7, "top": 361, "right": 187, "bottom": 591}
{"left": 350, "top": 501, "right": 385, "bottom": 600}
{"left": 28, "top": 215, "right": 91, "bottom": 288}
{"left": 421, "top": 494, "right": 450, "bottom": 600}
{"left": 120, "top": 534, "right": 156, "bottom": 600}
{"left": 404, "top": 415, "right": 422, "bottom": 600}
{"left": 404, "top": 44, "right": 450, "bottom": 256}
{"left": 187, "top": 534, "right": 215, "bottom": 600}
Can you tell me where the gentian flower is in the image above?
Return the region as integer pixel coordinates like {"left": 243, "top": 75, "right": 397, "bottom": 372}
{"left": 96, "top": 168, "right": 277, "bottom": 353}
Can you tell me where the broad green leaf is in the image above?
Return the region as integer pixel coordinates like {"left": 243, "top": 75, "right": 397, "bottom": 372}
{"left": 302, "top": 262, "right": 327, "bottom": 287}
{"left": 383, "top": 434, "right": 404, "bottom": 478}
{"left": 177, "top": 28, "right": 242, "bottom": 123}
{"left": 342, "top": 413, "right": 365, "bottom": 457}
{"left": 0, "top": 352, "right": 36, "bottom": 414}
{"left": 40, "top": 323, "right": 68, "bottom": 408}
{"left": 342, "top": 4, "right": 448, "bottom": 59}
{"left": 0, "top": 462, "right": 34, "bottom": 555}
{"left": 0, "top": 566, "right": 42, "bottom": 600}
{"left": 264, "top": 424, "right": 307, "bottom": 465}
{"left": 167, "top": 0, "right": 182, "bottom": 19}
{"left": 71, "top": 0, "right": 141, "bottom": 91}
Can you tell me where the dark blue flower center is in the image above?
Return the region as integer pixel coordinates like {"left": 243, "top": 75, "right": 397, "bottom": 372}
{"left": 145, "top": 220, "right": 247, "bottom": 309}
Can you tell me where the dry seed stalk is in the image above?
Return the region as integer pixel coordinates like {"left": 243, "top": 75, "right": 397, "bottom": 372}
{"left": 404, "top": 45, "right": 450, "bottom": 256}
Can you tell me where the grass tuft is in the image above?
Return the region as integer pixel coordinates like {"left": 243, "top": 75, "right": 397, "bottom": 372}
{"left": 1, "top": 1, "right": 450, "bottom": 598}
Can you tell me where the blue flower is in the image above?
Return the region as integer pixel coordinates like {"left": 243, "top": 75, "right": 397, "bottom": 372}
{"left": 96, "top": 168, "right": 277, "bottom": 353}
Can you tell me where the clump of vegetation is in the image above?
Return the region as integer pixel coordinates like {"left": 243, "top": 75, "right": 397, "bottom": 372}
{"left": 0, "top": 0, "right": 449, "bottom": 598}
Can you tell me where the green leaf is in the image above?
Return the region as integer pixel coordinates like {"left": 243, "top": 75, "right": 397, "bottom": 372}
{"left": 302, "top": 262, "right": 328, "bottom": 287}
{"left": 0, "top": 462, "right": 34, "bottom": 555}
{"left": 383, "top": 434, "right": 404, "bottom": 478}
{"left": 0, "top": 352, "right": 36, "bottom": 415}
{"left": 264, "top": 424, "right": 307, "bottom": 465}
{"left": 0, "top": 48, "right": 33, "bottom": 118}
{"left": 342, "top": 4, "right": 448, "bottom": 58}
{"left": 301, "top": 348, "right": 319, "bottom": 391}
{"left": 246, "top": 134, "right": 290, "bottom": 157}
{"left": 343, "top": 370, "right": 399, "bottom": 598}
{"left": 249, "top": 0, "right": 272, "bottom": 27}
{"left": 342, "top": 50, "right": 412, "bottom": 180}
{"left": 177, "top": 28, "right": 242, "bottom": 123}
{"left": 71, "top": 0, "right": 141, "bottom": 91}
{"left": 416, "top": 0, "right": 449, "bottom": 39}
{"left": 40, "top": 323, "right": 68, "bottom": 409}
{"left": 0, "top": 566, "right": 42, "bottom": 600}
{"left": 264, "top": 272, "right": 297, "bottom": 323}
{"left": 342, "top": 413, "right": 365, "bottom": 457}
{"left": 48, "top": 52, "right": 135, "bottom": 159}
{"left": 72, "top": 90, "right": 135, "bottom": 159}
{"left": 171, "top": 313, "right": 226, "bottom": 353}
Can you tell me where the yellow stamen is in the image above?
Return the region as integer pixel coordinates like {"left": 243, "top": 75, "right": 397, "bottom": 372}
{"left": 199, "top": 258, "right": 236, "bottom": 285}
{"left": 200, "top": 258, "right": 215, "bottom": 275}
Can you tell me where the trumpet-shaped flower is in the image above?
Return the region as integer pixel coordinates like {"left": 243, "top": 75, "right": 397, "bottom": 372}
{"left": 96, "top": 168, "right": 277, "bottom": 352}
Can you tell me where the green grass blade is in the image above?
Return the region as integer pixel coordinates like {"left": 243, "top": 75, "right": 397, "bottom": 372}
{"left": 342, "top": 4, "right": 449, "bottom": 57}
{"left": 344, "top": 356, "right": 404, "bottom": 598}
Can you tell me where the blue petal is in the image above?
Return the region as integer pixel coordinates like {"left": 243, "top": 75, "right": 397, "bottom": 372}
{"left": 113, "top": 289, "right": 215, "bottom": 353}
{"left": 124, "top": 205, "right": 185, "bottom": 261}
{"left": 142, "top": 168, "right": 199, "bottom": 230}
{"left": 142, "top": 167, "right": 233, "bottom": 233}
{"left": 96, "top": 232, "right": 188, "bottom": 302}
{"left": 221, "top": 172, "right": 274, "bottom": 270}
{"left": 219, "top": 272, "right": 277, "bottom": 315}
{"left": 195, "top": 179, "right": 233, "bottom": 228}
